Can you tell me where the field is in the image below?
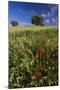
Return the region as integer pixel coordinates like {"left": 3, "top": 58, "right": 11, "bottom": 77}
{"left": 9, "top": 26, "right": 58, "bottom": 88}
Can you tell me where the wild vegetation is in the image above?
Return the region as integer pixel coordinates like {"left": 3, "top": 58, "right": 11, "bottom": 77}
{"left": 9, "top": 26, "right": 58, "bottom": 88}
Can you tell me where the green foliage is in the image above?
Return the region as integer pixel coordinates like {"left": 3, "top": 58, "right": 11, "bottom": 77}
{"left": 31, "top": 16, "right": 44, "bottom": 25}
{"left": 10, "top": 20, "right": 18, "bottom": 26}
{"left": 9, "top": 27, "right": 58, "bottom": 88}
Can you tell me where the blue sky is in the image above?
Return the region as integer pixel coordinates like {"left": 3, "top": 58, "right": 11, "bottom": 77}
{"left": 8, "top": 1, "right": 58, "bottom": 26}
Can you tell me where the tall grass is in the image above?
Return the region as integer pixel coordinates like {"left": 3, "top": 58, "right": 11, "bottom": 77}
{"left": 9, "top": 26, "right": 58, "bottom": 88}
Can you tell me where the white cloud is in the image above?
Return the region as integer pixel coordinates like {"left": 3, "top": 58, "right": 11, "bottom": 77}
{"left": 45, "top": 19, "right": 50, "bottom": 23}
{"left": 51, "top": 18, "right": 56, "bottom": 23}
{"left": 41, "top": 12, "right": 51, "bottom": 18}
{"left": 41, "top": 13, "right": 47, "bottom": 17}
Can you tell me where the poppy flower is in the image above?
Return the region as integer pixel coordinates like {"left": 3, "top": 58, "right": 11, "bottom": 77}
{"left": 38, "top": 48, "right": 46, "bottom": 57}
{"left": 33, "top": 48, "right": 46, "bottom": 57}
{"left": 33, "top": 72, "right": 40, "bottom": 78}
{"left": 38, "top": 64, "right": 44, "bottom": 71}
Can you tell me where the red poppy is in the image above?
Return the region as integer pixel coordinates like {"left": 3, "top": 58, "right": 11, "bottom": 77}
{"left": 38, "top": 48, "right": 46, "bottom": 57}
{"left": 33, "top": 72, "right": 40, "bottom": 78}
{"left": 33, "top": 48, "right": 46, "bottom": 57}
{"left": 38, "top": 64, "right": 44, "bottom": 71}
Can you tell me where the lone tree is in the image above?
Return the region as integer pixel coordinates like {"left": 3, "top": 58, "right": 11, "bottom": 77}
{"left": 31, "top": 16, "right": 44, "bottom": 25}
{"left": 11, "top": 20, "right": 18, "bottom": 26}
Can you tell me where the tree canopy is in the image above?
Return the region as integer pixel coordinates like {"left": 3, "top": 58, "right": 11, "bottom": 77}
{"left": 11, "top": 21, "right": 18, "bottom": 26}
{"left": 31, "top": 16, "right": 44, "bottom": 26}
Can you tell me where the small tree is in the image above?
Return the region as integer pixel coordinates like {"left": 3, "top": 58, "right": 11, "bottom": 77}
{"left": 11, "top": 21, "right": 18, "bottom": 26}
{"left": 31, "top": 16, "right": 44, "bottom": 26}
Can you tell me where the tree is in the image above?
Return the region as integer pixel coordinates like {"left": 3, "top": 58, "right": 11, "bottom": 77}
{"left": 31, "top": 16, "right": 44, "bottom": 25}
{"left": 10, "top": 21, "right": 18, "bottom": 26}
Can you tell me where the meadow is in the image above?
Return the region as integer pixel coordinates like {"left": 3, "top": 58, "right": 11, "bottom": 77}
{"left": 9, "top": 26, "right": 58, "bottom": 88}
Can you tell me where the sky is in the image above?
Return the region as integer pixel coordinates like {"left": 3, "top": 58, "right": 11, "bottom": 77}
{"left": 8, "top": 1, "right": 58, "bottom": 26}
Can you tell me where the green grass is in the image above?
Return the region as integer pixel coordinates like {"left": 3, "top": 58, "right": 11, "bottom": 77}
{"left": 9, "top": 25, "right": 58, "bottom": 88}
{"left": 9, "top": 25, "right": 58, "bottom": 32}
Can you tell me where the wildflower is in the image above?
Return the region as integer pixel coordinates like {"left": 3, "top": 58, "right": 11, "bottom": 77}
{"left": 46, "top": 61, "right": 49, "bottom": 64}
{"left": 38, "top": 48, "right": 46, "bottom": 57}
{"left": 33, "top": 72, "right": 40, "bottom": 78}
{"left": 33, "top": 48, "right": 46, "bottom": 57}
{"left": 38, "top": 64, "right": 44, "bottom": 71}
{"left": 42, "top": 76, "right": 47, "bottom": 80}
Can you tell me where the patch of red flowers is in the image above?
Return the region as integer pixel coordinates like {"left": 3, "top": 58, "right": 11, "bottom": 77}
{"left": 33, "top": 72, "right": 40, "bottom": 78}
{"left": 33, "top": 48, "right": 46, "bottom": 57}
{"left": 38, "top": 64, "right": 45, "bottom": 71}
